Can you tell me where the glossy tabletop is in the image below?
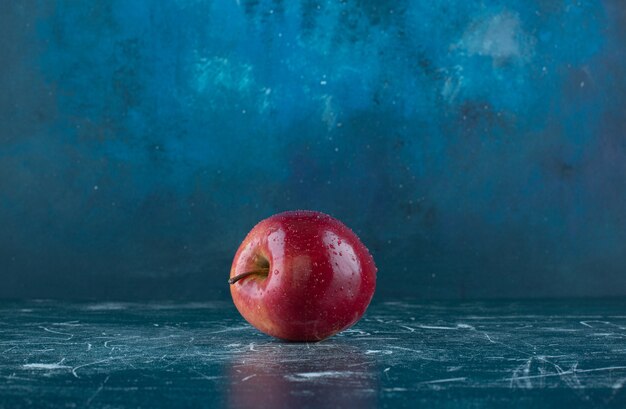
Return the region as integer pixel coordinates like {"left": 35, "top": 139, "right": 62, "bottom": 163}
{"left": 1, "top": 299, "right": 625, "bottom": 408}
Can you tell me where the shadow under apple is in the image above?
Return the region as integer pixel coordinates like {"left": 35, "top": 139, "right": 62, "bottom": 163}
{"left": 226, "top": 341, "right": 379, "bottom": 409}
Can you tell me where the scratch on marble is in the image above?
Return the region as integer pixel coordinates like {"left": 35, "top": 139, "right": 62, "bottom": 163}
{"left": 383, "top": 367, "right": 391, "bottom": 381}
{"left": 504, "top": 365, "right": 626, "bottom": 382}
{"left": 207, "top": 326, "right": 250, "bottom": 335}
{"left": 2, "top": 346, "right": 17, "bottom": 354}
{"left": 348, "top": 337, "right": 399, "bottom": 340}
{"left": 419, "top": 377, "right": 467, "bottom": 384}
{"left": 162, "top": 348, "right": 191, "bottom": 368}
{"left": 39, "top": 326, "right": 74, "bottom": 340}
{"left": 612, "top": 378, "right": 626, "bottom": 390}
{"left": 23, "top": 358, "right": 69, "bottom": 371}
{"left": 539, "top": 327, "right": 579, "bottom": 332}
{"left": 365, "top": 350, "right": 392, "bottom": 355}
{"left": 86, "top": 375, "right": 110, "bottom": 406}
{"left": 416, "top": 324, "right": 474, "bottom": 330}
{"left": 54, "top": 321, "right": 82, "bottom": 327}
{"left": 510, "top": 357, "right": 533, "bottom": 388}
{"left": 2, "top": 374, "right": 37, "bottom": 382}
{"left": 72, "top": 358, "right": 117, "bottom": 378}
{"left": 572, "top": 366, "right": 626, "bottom": 374}
{"left": 580, "top": 320, "right": 607, "bottom": 328}
{"left": 285, "top": 371, "right": 357, "bottom": 381}
{"left": 85, "top": 303, "right": 129, "bottom": 311}
{"left": 190, "top": 369, "right": 222, "bottom": 381}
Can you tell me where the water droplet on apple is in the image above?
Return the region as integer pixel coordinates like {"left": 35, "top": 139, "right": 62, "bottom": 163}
{"left": 274, "top": 269, "right": 279, "bottom": 275}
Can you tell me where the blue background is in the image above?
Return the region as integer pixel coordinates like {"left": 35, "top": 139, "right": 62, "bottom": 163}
{"left": 1, "top": 0, "right": 625, "bottom": 300}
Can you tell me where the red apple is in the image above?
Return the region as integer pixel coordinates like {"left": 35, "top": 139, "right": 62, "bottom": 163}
{"left": 228, "top": 210, "right": 377, "bottom": 341}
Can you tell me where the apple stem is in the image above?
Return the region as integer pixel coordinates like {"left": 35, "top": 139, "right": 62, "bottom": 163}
{"left": 228, "top": 268, "right": 269, "bottom": 285}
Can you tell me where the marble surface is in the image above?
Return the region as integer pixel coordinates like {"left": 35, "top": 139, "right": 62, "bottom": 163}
{"left": 1, "top": 299, "right": 625, "bottom": 408}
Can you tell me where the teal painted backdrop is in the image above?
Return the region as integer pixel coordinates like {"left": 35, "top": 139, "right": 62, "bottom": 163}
{"left": 1, "top": 1, "right": 625, "bottom": 300}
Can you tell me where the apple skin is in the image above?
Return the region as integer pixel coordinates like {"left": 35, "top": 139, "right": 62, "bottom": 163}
{"left": 229, "top": 210, "right": 377, "bottom": 341}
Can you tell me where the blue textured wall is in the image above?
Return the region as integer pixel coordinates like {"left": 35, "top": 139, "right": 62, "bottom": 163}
{"left": 1, "top": 1, "right": 625, "bottom": 300}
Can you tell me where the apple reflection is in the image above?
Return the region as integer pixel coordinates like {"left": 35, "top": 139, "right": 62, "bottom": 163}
{"left": 227, "top": 342, "right": 378, "bottom": 409}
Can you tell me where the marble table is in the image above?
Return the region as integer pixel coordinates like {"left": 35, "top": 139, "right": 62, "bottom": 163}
{"left": 1, "top": 299, "right": 625, "bottom": 408}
